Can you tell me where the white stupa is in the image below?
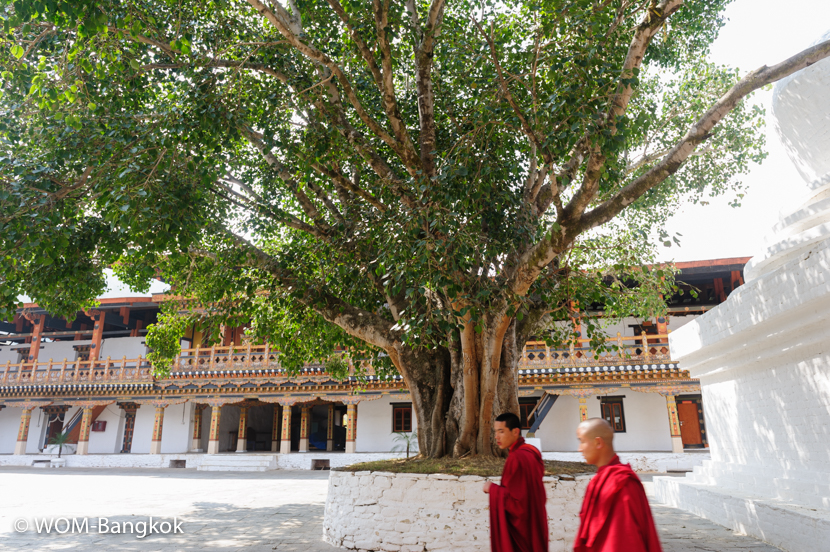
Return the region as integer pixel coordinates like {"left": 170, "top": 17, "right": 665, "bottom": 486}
{"left": 654, "top": 30, "right": 830, "bottom": 552}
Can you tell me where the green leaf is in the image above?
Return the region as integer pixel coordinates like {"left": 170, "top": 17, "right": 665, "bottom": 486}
{"left": 11, "top": 45, "right": 24, "bottom": 59}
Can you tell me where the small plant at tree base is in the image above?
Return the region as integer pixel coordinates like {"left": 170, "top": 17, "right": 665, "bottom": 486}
{"left": 392, "top": 432, "right": 419, "bottom": 459}
{"left": 48, "top": 432, "right": 75, "bottom": 459}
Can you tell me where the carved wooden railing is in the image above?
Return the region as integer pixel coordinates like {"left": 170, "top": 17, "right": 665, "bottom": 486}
{"left": 0, "top": 333, "right": 673, "bottom": 387}
{"left": 0, "top": 357, "right": 153, "bottom": 386}
{"left": 521, "top": 332, "right": 672, "bottom": 369}
{"left": 173, "top": 342, "right": 282, "bottom": 372}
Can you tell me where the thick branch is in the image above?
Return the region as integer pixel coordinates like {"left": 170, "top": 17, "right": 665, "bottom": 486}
{"left": 373, "top": 0, "right": 421, "bottom": 168}
{"left": 226, "top": 231, "right": 400, "bottom": 349}
{"left": 475, "top": 19, "right": 548, "bottom": 163}
{"left": 581, "top": 38, "right": 830, "bottom": 230}
{"left": 246, "top": 0, "right": 410, "bottom": 166}
{"left": 311, "top": 163, "right": 388, "bottom": 212}
{"left": 216, "top": 177, "right": 323, "bottom": 238}
{"left": 412, "top": 0, "right": 445, "bottom": 178}
{"left": 559, "top": 0, "right": 683, "bottom": 224}
{"left": 241, "top": 129, "right": 332, "bottom": 234}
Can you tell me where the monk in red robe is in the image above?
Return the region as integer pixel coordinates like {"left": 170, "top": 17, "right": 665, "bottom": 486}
{"left": 574, "top": 418, "right": 663, "bottom": 552}
{"left": 483, "top": 412, "right": 548, "bottom": 552}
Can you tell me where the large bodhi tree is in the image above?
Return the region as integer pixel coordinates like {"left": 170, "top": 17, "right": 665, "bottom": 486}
{"left": 2, "top": 0, "right": 829, "bottom": 457}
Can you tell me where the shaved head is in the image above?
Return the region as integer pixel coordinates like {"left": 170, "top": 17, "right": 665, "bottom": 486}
{"left": 577, "top": 418, "right": 616, "bottom": 467}
{"left": 578, "top": 418, "right": 615, "bottom": 444}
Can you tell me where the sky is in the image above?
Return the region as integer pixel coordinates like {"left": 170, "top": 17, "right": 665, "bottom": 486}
{"left": 655, "top": 0, "right": 830, "bottom": 263}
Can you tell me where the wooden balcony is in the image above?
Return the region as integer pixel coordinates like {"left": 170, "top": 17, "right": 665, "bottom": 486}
{"left": 0, "top": 333, "right": 674, "bottom": 388}
{"left": 0, "top": 357, "right": 153, "bottom": 387}
{"left": 521, "top": 333, "right": 672, "bottom": 368}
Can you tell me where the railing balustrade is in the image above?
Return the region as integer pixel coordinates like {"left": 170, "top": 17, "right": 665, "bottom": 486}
{"left": 0, "top": 332, "right": 673, "bottom": 386}
{"left": 0, "top": 357, "right": 153, "bottom": 386}
{"left": 520, "top": 332, "right": 671, "bottom": 368}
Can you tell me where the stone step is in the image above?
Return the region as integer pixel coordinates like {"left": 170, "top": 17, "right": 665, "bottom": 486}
{"left": 198, "top": 465, "right": 272, "bottom": 472}
{"left": 197, "top": 454, "right": 278, "bottom": 472}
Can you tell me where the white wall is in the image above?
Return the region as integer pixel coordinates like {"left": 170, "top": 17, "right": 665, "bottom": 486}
{"left": 100, "top": 336, "right": 147, "bottom": 360}
{"left": 667, "top": 314, "right": 699, "bottom": 332}
{"left": 39, "top": 340, "right": 92, "bottom": 363}
{"left": 355, "top": 396, "right": 417, "bottom": 453}
{"left": 531, "top": 394, "right": 582, "bottom": 451}
{"left": 88, "top": 404, "right": 124, "bottom": 454}
{"left": 0, "top": 346, "right": 20, "bottom": 365}
{"left": 0, "top": 407, "right": 20, "bottom": 453}
{"left": 530, "top": 391, "right": 672, "bottom": 452}
{"left": 160, "top": 402, "right": 193, "bottom": 453}
{"left": 610, "top": 392, "right": 672, "bottom": 451}
{"left": 129, "top": 405, "right": 156, "bottom": 454}
{"left": 127, "top": 402, "right": 192, "bottom": 454}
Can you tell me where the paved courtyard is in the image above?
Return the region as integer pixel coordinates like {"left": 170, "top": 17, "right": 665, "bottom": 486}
{"left": 0, "top": 467, "right": 780, "bottom": 551}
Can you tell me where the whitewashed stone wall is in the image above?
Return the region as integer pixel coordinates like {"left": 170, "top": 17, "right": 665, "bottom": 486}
{"left": 324, "top": 470, "right": 591, "bottom": 552}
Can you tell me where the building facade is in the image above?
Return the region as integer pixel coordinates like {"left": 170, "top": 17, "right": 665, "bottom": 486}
{"left": 0, "top": 258, "right": 747, "bottom": 459}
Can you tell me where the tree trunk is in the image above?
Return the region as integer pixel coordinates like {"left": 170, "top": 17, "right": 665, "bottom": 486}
{"left": 391, "top": 318, "right": 524, "bottom": 458}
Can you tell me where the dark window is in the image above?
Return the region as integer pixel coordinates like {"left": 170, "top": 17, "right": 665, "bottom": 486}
{"left": 600, "top": 397, "right": 626, "bottom": 432}
{"left": 392, "top": 404, "right": 412, "bottom": 432}
{"left": 519, "top": 398, "right": 539, "bottom": 430}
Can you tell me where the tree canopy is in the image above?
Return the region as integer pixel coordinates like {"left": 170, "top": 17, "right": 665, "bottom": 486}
{"left": 2, "top": 0, "right": 829, "bottom": 456}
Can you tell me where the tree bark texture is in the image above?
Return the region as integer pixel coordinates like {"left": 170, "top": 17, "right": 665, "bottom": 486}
{"left": 390, "top": 318, "right": 523, "bottom": 458}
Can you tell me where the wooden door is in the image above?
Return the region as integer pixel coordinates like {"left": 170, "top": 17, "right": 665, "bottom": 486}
{"left": 677, "top": 401, "right": 702, "bottom": 446}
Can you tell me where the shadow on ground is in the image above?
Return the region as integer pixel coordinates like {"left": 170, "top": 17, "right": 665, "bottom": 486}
{"left": 0, "top": 501, "right": 335, "bottom": 552}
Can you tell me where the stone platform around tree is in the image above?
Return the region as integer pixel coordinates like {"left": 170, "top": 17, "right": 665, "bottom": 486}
{"left": 323, "top": 469, "right": 591, "bottom": 552}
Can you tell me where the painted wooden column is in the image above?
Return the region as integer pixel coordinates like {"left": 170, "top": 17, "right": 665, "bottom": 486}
{"left": 326, "top": 404, "right": 334, "bottom": 452}
{"left": 14, "top": 408, "right": 33, "bottom": 455}
{"left": 190, "top": 404, "right": 205, "bottom": 452}
{"left": 88, "top": 310, "right": 104, "bottom": 363}
{"left": 665, "top": 395, "right": 684, "bottom": 453}
{"left": 299, "top": 405, "right": 311, "bottom": 452}
{"left": 149, "top": 405, "right": 166, "bottom": 454}
{"left": 656, "top": 316, "right": 668, "bottom": 337}
{"left": 345, "top": 403, "right": 357, "bottom": 453}
{"left": 207, "top": 406, "right": 222, "bottom": 454}
{"left": 27, "top": 314, "right": 46, "bottom": 365}
{"left": 271, "top": 405, "right": 281, "bottom": 452}
{"left": 118, "top": 402, "right": 139, "bottom": 453}
{"left": 578, "top": 398, "right": 588, "bottom": 422}
{"left": 76, "top": 406, "right": 94, "bottom": 455}
{"left": 236, "top": 406, "right": 249, "bottom": 452}
{"left": 280, "top": 405, "right": 292, "bottom": 454}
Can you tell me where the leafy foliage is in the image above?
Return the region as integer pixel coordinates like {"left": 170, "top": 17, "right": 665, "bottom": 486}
{"left": 0, "top": 0, "right": 768, "bottom": 376}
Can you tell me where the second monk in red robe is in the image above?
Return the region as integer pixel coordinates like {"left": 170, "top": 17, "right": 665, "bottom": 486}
{"left": 574, "top": 418, "right": 663, "bottom": 552}
{"left": 484, "top": 412, "right": 548, "bottom": 552}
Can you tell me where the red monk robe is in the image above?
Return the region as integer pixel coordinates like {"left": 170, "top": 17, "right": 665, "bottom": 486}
{"left": 574, "top": 455, "right": 662, "bottom": 552}
{"left": 489, "top": 437, "right": 548, "bottom": 552}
